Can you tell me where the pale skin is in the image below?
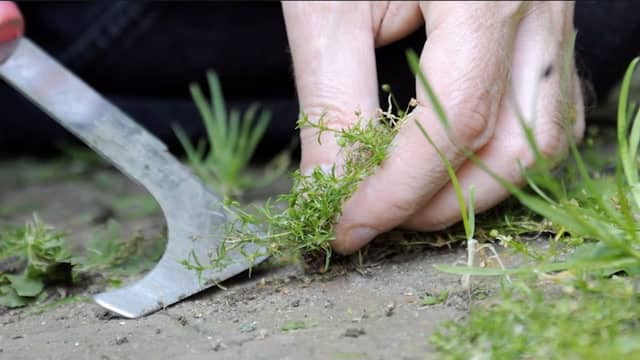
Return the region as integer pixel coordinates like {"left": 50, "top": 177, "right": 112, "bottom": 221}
{"left": 283, "top": 1, "right": 585, "bottom": 254}
{"left": 1, "top": 2, "right": 585, "bottom": 256}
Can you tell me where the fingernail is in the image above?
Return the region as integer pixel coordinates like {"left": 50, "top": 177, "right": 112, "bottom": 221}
{"left": 346, "top": 227, "right": 379, "bottom": 250}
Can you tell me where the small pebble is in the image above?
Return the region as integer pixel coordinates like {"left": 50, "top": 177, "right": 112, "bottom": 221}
{"left": 95, "top": 309, "right": 117, "bottom": 320}
{"left": 256, "top": 329, "right": 269, "bottom": 340}
{"left": 114, "top": 336, "right": 128, "bottom": 345}
{"left": 324, "top": 301, "right": 334, "bottom": 309}
{"left": 385, "top": 302, "right": 396, "bottom": 317}
{"left": 239, "top": 321, "right": 257, "bottom": 333}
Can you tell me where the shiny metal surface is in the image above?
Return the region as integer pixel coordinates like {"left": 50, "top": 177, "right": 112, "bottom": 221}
{"left": 0, "top": 38, "right": 265, "bottom": 318}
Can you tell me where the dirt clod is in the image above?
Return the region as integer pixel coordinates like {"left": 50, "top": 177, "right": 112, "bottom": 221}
{"left": 95, "top": 309, "right": 118, "bottom": 320}
{"left": 114, "top": 336, "right": 128, "bottom": 345}
{"left": 343, "top": 328, "right": 366, "bottom": 338}
{"left": 176, "top": 315, "right": 188, "bottom": 326}
{"left": 291, "top": 299, "right": 300, "bottom": 307}
{"left": 211, "top": 340, "right": 227, "bottom": 352}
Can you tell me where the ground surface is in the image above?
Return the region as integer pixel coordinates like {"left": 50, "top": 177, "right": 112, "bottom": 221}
{"left": 0, "top": 159, "right": 477, "bottom": 360}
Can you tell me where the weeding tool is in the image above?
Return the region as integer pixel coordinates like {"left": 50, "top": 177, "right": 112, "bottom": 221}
{"left": 0, "top": 7, "right": 265, "bottom": 318}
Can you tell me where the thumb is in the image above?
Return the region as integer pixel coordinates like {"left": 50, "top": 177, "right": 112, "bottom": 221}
{"left": 0, "top": 2, "right": 23, "bottom": 43}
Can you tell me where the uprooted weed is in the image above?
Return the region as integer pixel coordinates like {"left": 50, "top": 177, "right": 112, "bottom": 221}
{"left": 181, "top": 95, "right": 418, "bottom": 275}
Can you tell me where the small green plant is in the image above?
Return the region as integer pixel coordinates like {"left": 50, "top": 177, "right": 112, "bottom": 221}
{"left": 421, "top": 290, "right": 449, "bottom": 306}
{"left": 0, "top": 216, "right": 165, "bottom": 309}
{"left": 0, "top": 215, "right": 72, "bottom": 308}
{"left": 75, "top": 220, "right": 165, "bottom": 277}
{"left": 281, "top": 319, "right": 310, "bottom": 332}
{"left": 174, "top": 70, "right": 290, "bottom": 198}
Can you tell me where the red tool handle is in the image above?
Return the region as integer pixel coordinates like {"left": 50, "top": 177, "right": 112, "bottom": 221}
{"left": 0, "top": 2, "right": 24, "bottom": 43}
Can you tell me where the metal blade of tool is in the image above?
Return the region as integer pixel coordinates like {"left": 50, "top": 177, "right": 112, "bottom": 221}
{"left": 0, "top": 38, "right": 266, "bottom": 318}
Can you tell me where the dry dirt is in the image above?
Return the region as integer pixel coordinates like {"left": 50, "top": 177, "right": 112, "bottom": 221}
{"left": 0, "top": 160, "right": 474, "bottom": 360}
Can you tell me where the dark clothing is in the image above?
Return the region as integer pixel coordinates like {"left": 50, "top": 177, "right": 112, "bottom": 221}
{"left": 1, "top": 1, "right": 639, "bottom": 157}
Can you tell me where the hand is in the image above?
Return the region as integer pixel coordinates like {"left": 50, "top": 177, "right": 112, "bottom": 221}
{"left": 283, "top": 1, "right": 585, "bottom": 254}
{"left": 0, "top": 2, "right": 23, "bottom": 43}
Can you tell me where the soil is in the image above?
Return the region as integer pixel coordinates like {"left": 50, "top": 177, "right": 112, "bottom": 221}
{"left": 0, "top": 159, "right": 476, "bottom": 360}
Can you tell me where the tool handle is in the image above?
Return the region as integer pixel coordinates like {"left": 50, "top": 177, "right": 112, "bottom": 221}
{"left": 0, "top": 2, "right": 23, "bottom": 43}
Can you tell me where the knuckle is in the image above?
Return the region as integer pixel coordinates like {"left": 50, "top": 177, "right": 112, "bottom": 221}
{"left": 302, "top": 103, "right": 359, "bottom": 130}
{"left": 443, "top": 95, "right": 496, "bottom": 149}
{"left": 515, "top": 117, "right": 569, "bottom": 173}
{"left": 537, "top": 128, "right": 566, "bottom": 160}
{"left": 367, "top": 178, "right": 421, "bottom": 221}
{"left": 418, "top": 214, "right": 457, "bottom": 232}
{"left": 386, "top": 197, "right": 418, "bottom": 219}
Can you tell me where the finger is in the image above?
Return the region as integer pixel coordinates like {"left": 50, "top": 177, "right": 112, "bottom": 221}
{"left": 0, "top": 2, "right": 23, "bottom": 43}
{"left": 405, "top": 3, "right": 585, "bottom": 230}
{"left": 282, "top": 1, "right": 380, "bottom": 173}
{"left": 332, "top": 2, "right": 521, "bottom": 254}
{"left": 372, "top": 1, "right": 423, "bottom": 47}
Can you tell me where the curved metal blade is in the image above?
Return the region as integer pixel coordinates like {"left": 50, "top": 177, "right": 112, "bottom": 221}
{"left": 0, "top": 38, "right": 266, "bottom": 318}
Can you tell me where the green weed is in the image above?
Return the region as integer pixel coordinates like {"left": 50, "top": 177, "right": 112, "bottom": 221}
{"left": 0, "top": 216, "right": 165, "bottom": 309}
{"left": 174, "top": 70, "right": 290, "bottom": 198}
{"left": 281, "top": 319, "right": 311, "bottom": 332}
{"left": 431, "top": 280, "right": 640, "bottom": 360}
{"left": 75, "top": 220, "right": 165, "bottom": 277}
{"left": 0, "top": 215, "right": 72, "bottom": 308}
{"left": 421, "top": 290, "right": 449, "bottom": 306}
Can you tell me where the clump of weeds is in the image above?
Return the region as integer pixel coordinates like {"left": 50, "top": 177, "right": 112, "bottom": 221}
{"left": 182, "top": 91, "right": 415, "bottom": 275}
{"left": 0, "top": 216, "right": 165, "bottom": 310}
{"left": 174, "top": 70, "right": 291, "bottom": 198}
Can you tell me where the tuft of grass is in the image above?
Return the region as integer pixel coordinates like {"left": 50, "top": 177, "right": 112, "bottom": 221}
{"left": 182, "top": 102, "right": 411, "bottom": 275}
{"left": 431, "top": 280, "right": 640, "bottom": 360}
{"left": 174, "top": 70, "right": 290, "bottom": 198}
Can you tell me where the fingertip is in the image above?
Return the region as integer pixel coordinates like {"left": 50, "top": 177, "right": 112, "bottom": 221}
{"left": 332, "top": 226, "right": 379, "bottom": 255}
{"left": 0, "top": 2, "right": 24, "bottom": 43}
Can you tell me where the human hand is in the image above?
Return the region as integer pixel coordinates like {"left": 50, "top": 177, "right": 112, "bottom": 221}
{"left": 0, "top": 2, "right": 23, "bottom": 44}
{"left": 283, "top": 1, "right": 584, "bottom": 254}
